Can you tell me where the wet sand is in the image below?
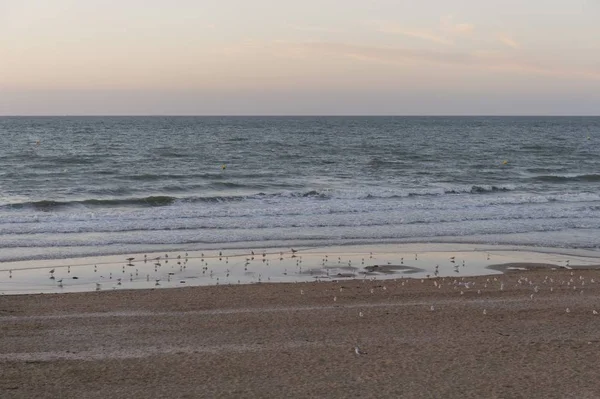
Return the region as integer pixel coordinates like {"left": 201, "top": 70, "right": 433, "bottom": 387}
{"left": 3, "top": 243, "right": 599, "bottom": 295}
{"left": 2, "top": 267, "right": 600, "bottom": 398}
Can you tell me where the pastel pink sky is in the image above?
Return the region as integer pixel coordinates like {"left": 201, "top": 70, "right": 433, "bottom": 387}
{"left": 1, "top": 0, "right": 599, "bottom": 115}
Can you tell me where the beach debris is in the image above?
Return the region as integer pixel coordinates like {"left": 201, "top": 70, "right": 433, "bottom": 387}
{"left": 483, "top": 309, "right": 487, "bottom": 315}
{"left": 566, "top": 308, "right": 571, "bottom": 313}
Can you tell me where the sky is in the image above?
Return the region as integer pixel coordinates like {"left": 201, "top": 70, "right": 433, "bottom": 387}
{"left": 1, "top": 0, "right": 599, "bottom": 115}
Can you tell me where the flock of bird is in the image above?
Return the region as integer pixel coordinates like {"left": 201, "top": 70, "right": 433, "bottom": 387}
{"left": 0, "top": 249, "right": 590, "bottom": 297}
{"left": 2, "top": 247, "right": 599, "bottom": 357}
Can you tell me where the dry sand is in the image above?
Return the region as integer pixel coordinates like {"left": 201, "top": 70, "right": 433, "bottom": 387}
{"left": 2, "top": 265, "right": 600, "bottom": 398}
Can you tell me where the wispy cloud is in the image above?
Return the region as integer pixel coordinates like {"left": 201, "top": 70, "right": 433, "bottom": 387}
{"left": 275, "top": 41, "right": 600, "bottom": 80}
{"left": 440, "top": 15, "right": 474, "bottom": 34}
{"left": 288, "top": 24, "right": 343, "bottom": 33}
{"left": 367, "top": 20, "right": 454, "bottom": 45}
{"left": 368, "top": 16, "right": 474, "bottom": 46}
{"left": 498, "top": 34, "right": 520, "bottom": 49}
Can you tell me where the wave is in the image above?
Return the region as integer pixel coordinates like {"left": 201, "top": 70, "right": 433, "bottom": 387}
{"left": 0, "top": 184, "right": 520, "bottom": 211}
{"left": 4, "top": 196, "right": 182, "bottom": 211}
{"left": 439, "top": 185, "right": 514, "bottom": 195}
{"left": 3, "top": 217, "right": 600, "bottom": 250}
{"left": 531, "top": 174, "right": 600, "bottom": 183}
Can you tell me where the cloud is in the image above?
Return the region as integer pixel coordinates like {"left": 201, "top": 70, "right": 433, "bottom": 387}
{"left": 498, "top": 34, "right": 520, "bottom": 49}
{"left": 368, "top": 16, "right": 474, "bottom": 46}
{"left": 367, "top": 20, "right": 454, "bottom": 45}
{"left": 399, "top": 30, "right": 454, "bottom": 45}
{"left": 276, "top": 41, "right": 600, "bottom": 80}
{"left": 440, "top": 15, "right": 474, "bottom": 34}
{"left": 288, "top": 24, "right": 343, "bottom": 33}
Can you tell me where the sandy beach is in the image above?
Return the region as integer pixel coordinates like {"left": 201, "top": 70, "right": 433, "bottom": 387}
{"left": 2, "top": 264, "right": 600, "bottom": 398}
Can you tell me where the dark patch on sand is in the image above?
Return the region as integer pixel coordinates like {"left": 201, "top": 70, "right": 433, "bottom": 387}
{"left": 487, "top": 263, "right": 565, "bottom": 272}
{"left": 363, "top": 264, "right": 424, "bottom": 275}
{"left": 324, "top": 266, "right": 357, "bottom": 272}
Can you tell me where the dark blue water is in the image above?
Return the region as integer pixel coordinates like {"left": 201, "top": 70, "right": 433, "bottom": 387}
{"left": 1, "top": 116, "right": 599, "bottom": 261}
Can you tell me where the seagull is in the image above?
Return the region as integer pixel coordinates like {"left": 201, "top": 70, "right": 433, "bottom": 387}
{"left": 126, "top": 257, "right": 134, "bottom": 262}
{"left": 354, "top": 346, "right": 367, "bottom": 355}
{"left": 291, "top": 248, "right": 298, "bottom": 254}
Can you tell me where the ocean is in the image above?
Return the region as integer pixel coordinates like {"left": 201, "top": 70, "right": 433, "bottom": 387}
{"left": 0, "top": 116, "right": 599, "bottom": 263}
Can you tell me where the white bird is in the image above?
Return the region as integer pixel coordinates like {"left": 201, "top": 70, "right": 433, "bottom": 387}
{"left": 354, "top": 346, "right": 367, "bottom": 355}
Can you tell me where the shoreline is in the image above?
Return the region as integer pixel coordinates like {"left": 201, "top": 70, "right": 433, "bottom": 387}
{"left": 2, "top": 243, "right": 600, "bottom": 296}
{"left": 3, "top": 268, "right": 600, "bottom": 398}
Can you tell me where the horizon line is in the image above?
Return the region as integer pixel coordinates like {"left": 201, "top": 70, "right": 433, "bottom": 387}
{"left": 1, "top": 114, "right": 600, "bottom": 118}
